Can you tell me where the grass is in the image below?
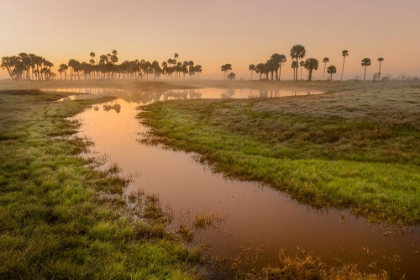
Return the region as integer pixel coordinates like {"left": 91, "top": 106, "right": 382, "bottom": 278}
{"left": 138, "top": 82, "right": 420, "bottom": 225}
{"left": 211, "top": 247, "right": 388, "bottom": 280}
{"left": 0, "top": 89, "right": 201, "bottom": 279}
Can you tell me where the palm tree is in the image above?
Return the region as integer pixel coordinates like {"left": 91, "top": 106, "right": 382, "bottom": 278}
{"left": 255, "top": 63, "right": 264, "bottom": 80}
{"left": 290, "top": 44, "right": 306, "bottom": 80}
{"left": 221, "top": 64, "right": 232, "bottom": 79}
{"left": 322, "top": 57, "right": 329, "bottom": 80}
{"left": 266, "top": 59, "right": 277, "bottom": 81}
{"left": 304, "top": 58, "right": 319, "bottom": 81}
{"left": 227, "top": 72, "right": 236, "bottom": 80}
{"left": 194, "top": 65, "right": 202, "bottom": 79}
{"left": 327, "top": 65, "right": 337, "bottom": 80}
{"left": 249, "top": 64, "right": 256, "bottom": 80}
{"left": 377, "top": 57, "right": 384, "bottom": 81}
{"left": 291, "top": 61, "right": 298, "bottom": 80}
{"left": 299, "top": 61, "right": 305, "bottom": 80}
{"left": 341, "top": 50, "right": 349, "bottom": 80}
{"left": 270, "top": 53, "right": 285, "bottom": 80}
{"left": 361, "top": 58, "right": 371, "bottom": 81}
{"left": 59, "top": 64, "right": 68, "bottom": 80}
{"left": 90, "top": 52, "right": 95, "bottom": 63}
{"left": 276, "top": 55, "right": 287, "bottom": 81}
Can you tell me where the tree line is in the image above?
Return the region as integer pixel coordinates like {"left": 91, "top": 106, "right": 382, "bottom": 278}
{"left": 1, "top": 53, "right": 55, "bottom": 81}
{"left": 243, "top": 45, "right": 384, "bottom": 81}
{"left": 1, "top": 51, "right": 202, "bottom": 82}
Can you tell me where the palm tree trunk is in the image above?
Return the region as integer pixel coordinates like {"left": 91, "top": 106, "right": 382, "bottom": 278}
{"left": 341, "top": 57, "right": 345, "bottom": 80}
{"left": 309, "top": 69, "right": 312, "bottom": 81}
{"left": 378, "top": 62, "right": 382, "bottom": 81}
{"left": 279, "top": 66, "right": 282, "bottom": 81}
{"left": 364, "top": 66, "right": 367, "bottom": 81}
{"left": 323, "top": 63, "right": 326, "bottom": 80}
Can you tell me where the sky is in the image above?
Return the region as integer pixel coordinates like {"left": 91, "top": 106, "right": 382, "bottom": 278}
{"left": 1, "top": 0, "right": 419, "bottom": 80}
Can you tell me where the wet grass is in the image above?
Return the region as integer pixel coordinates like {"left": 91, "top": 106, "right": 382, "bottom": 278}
{"left": 211, "top": 247, "right": 388, "bottom": 280}
{"left": 0, "top": 89, "right": 201, "bottom": 279}
{"left": 138, "top": 83, "right": 420, "bottom": 226}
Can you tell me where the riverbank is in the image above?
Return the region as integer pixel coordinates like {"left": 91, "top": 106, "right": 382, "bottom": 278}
{"left": 0, "top": 89, "right": 201, "bottom": 278}
{"left": 138, "top": 83, "right": 420, "bottom": 225}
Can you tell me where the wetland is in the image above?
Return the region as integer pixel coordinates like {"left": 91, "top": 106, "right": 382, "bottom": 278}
{"left": 1, "top": 80, "right": 420, "bottom": 279}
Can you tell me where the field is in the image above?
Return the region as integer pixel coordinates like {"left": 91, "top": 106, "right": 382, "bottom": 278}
{"left": 139, "top": 80, "right": 420, "bottom": 225}
{"left": 0, "top": 88, "right": 201, "bottom": 279}
{"left": 1, "top": 79, "right": 418, "bottom": 279}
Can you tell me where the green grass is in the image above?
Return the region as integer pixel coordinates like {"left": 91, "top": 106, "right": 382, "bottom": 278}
{"left": 0, "top": 89, "right": 200, "bottom": 279}
{"left": 138, "top": 87, "right": 420, "bottom": 225}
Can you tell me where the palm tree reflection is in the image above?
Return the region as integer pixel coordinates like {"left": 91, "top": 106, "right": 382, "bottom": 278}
{"left": 102, "top": 102, "right": 121, "bottom": 113}
{"left": 221, "top": 89, "right": 235, "bottom": 99}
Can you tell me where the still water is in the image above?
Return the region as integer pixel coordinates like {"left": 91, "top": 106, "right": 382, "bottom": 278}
{"left": 63, "top": 88, "right": 419, "bottom": 278}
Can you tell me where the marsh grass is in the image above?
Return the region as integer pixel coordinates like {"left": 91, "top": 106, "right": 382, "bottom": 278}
{"left": 138, "top": 82, "right": 420, "bottom": 225}
{"left": 210, "top": 247, "right": 388, "bottom": 280}
{"left": 0, "top": 89, "right": 201, "bottom": 279}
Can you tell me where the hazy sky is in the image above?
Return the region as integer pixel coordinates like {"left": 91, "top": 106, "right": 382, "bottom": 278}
{"left": 1, "top": 0, "right": 419, "bottom": 80}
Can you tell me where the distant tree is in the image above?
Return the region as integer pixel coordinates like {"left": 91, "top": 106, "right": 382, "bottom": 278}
{"left": 227, "top": 72, "right": 236, "bottom": 80}
{"left": 377, "top": 57, "right": 384, "bottom": 81}
{"left": 290, "top": 44, "right": 306, "bottom": 80}
{"left": 327, "top": 65, "right": 337, "bottom": 80}
{"left": 270, "top": 53, "right": 284, "bottom": 80}
{"left": 68, "top": 59, "right": 81, "bottom": 80}
{"left": 266, "top": 59, "right": 277, "bottom": 81}
{"left": 341, "top": 50, "right": 349, "bottom": 80}
{"left": 299, "top": 61, "right": 305, "bottom": 80}
{"left": 304, "top": 58, "right": 319, "bottom": 81}
{"left": 90, "top": 52, "right": 95, "bottom": 63}
{"left": 255, "top": 63, "right": 265, "bottom": 80}
{"left": 89, "top": 52, "right": 96, "bottom": 79}
{"left": 291, "top": 61, "right": 298, "bottom": 80}
{"left": 1, "top": 56, "right": 18, "bottom": 81}
{"left": 276, "top": 54, "right": 287, "bottom": 81}
{"left": 249, "top": 64, "right": 256, "bottom": 80}
{"left": 322, "top": 57, "right": 329, "bottom": 80}
{"left": 110, "top": 50, "right": 118, "bottom": 79}
{"left": 361, "top": 58, "right": 371, "bottom": 81}
{"left": 221, "top": 64, "right": 232, "bottom": 79}
{"left": 194, "top": 65, "right": 202, "bottom": 79}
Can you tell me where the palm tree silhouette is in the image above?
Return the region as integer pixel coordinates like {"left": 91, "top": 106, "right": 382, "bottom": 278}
{"left": 291, "top": 61, "right": 298, "bottom": 80}
{"left": 377, "top": 57, "right": 384, "bottom": 81}
{"left": 221, "top": 64, "right": 232, "bottom": 79}
{"left": 249, "top": 64, "right": 256, "bottom": 80}
{"left": 341, "top": 50, "right": 349, "bottom": 80}
{"left": 304, "top": 58, "right": 319, "bottom": 81}
{"left": 327, "top": 65, "right": 337, "bottom": 80}
{"left": 322, "top": 57, "right": 329, "bottom": 80}
{"left": 270, "top": 53, "right": 285, "bottom": 80}
{"left": 227, "top": 72, "right": 236, "bottom": 80}
{"left": 361, "top": 58, "right": 371, "bottom": 81}
{"left": 299, "top": 61, "right": 305, "bottom": 80}
{"left": 276, "top": 55, "right": 287, "bottom": 81}
{"left": 194, "top": 65, "right": 202, "bottom": 79}
{"left": 290, "top": 45, "right": 306, "bottom": 80}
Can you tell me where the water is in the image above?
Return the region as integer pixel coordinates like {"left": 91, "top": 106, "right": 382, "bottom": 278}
{"left": 43, "top": 87, "right": 324, "bottom": 102}
{"left": 66, "top": 88, "right": 419, "bottom": 278}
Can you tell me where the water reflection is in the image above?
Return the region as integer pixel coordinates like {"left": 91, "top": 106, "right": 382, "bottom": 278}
{"left": 103, "top": 102, "right": 121, "bottom": 113}
{"left": 69, "top": 94, "right": 420, "bottom": 279}
{"left": 43, "top": 87, "right": 324, "bottom": 104}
